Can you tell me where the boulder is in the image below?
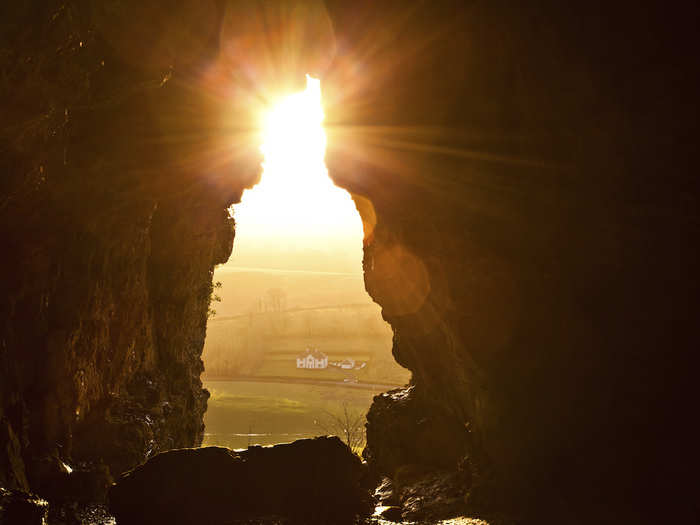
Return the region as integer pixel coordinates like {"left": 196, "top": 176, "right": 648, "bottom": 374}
{"left": 109, "top": 436, "right": 371, "bottom": 524}
{"left": 363, "top": 386, "right": 469, "bottom": 479}
{"left": 26, "top": 455, "right": 113, "bottom": 505}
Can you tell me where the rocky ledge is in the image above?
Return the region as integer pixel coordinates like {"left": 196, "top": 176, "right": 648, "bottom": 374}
{"left": 0, "top": 487, "right": 49, "bottom": 525}
{"left": 108, "top": 436, "right": 372, "bottom": 525}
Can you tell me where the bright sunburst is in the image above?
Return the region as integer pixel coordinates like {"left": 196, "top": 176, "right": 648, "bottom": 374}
{"left": 229, "top": 75, "right": 363, "bottom": 265}
{"left": 261, "top": 75, "right": 326, "bottom": 185}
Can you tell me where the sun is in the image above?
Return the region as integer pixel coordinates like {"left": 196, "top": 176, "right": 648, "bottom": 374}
{"left": 229, "top": 75, "right": 363, "bottom": 256}
{"left": 260, "top": 75, "right": 326, "bottom": 187}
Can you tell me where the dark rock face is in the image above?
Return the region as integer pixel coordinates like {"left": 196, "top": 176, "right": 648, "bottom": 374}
{"left": 323, "top": 0, "right": 700, "bottom": 521}
{"left": 1, "top": 0, "right": 334, "bottom": 498}
{"left": 363, "top": 387, "right": 469, "bottom": 478}
{"left": 0, "top": 0, "right": 257, "bottom": 497}
{"left": 109, "top": 437, "right": 371, "bottom": 525}
{"left": 0, "top": 487, "right": 48, "bottom": 525}
{"left": 374, "top": 471, "right": 471, "bottom": 524}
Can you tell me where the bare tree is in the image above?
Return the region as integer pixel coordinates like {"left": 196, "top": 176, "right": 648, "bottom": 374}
{"left": 315, "top": 401, "right": 366, "bottom": 454}
{"left": 265, "top": 288, "right": 286, "bottom": 312}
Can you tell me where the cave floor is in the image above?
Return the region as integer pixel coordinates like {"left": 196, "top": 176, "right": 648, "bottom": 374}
{"left": 54, "top": 505, "right": 493, "bottom": 525}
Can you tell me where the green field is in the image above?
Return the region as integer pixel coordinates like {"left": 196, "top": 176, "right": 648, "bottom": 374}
{"left": 202, "top": 266, "right": 410, "bottom": 449}
{"left": 210, "top": 267, "right": 370, "bottom": 318}
{"left": 203, "top": 317, "right": 410, "bottom": 384}
{"left": 202, "top": 261, "right": 412, "bottom": 385}
{"left": 203, "top": 380, "right": 382, "bottom": 450}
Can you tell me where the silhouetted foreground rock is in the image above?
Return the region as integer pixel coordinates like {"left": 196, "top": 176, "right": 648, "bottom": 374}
{"left": 364, "top": 386, "right": 469, "bottom": 478}
{"left": 109, "top": 436, "right": 371, "bottom": 524}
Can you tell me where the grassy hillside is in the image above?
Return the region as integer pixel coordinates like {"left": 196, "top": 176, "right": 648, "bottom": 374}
{"left": 203, "top": 285, "right": 410, "bottom": 385}
{"left": 210, "top": 266, "right": 371, "bottom": 317}
{"left": 203, "top": 380, "right": 382, "bottom": 452}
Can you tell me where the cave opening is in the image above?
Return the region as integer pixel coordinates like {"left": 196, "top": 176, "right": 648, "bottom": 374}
{"left": 201, "top": 76, "right": 409, "bottom": 453}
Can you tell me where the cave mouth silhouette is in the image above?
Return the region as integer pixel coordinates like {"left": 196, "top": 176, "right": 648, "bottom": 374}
{"left": 200, "top": 75, "right": 407, "bottom": 452}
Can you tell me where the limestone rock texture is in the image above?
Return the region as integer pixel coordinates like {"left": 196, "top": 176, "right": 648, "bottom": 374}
{"left": 0, "top": 0, "right": 258, "bottom": 497}
{"left": 323, "top": 0, "right": 699, "bottom": 521}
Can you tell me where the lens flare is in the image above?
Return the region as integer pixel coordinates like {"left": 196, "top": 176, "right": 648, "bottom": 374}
{"left": 230, "top": 75, "right": 363, "bottom": 261}
{"left": 261, "top": 75, "right": 326, "bottom": 182}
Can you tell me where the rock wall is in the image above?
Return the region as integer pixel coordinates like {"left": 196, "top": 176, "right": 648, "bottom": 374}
{"left": 1, "top": 0, "right": 335, "bottom": 501}
{"left": 324, "top": 0, "right": 699, "bottom": 520}
{"left": 0, "top": 0, "right": 257, "bottom": 497}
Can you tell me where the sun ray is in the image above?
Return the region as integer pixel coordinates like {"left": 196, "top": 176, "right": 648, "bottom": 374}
{"left": 228, "top": 75, "right": 364, "bottom": 266}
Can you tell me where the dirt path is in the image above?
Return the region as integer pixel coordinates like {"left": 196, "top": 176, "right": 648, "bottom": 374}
{"left": 204, "top": 374, "right": 403, "bottom": 391}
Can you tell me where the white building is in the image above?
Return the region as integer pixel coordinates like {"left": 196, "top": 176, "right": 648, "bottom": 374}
{"left": 296, "top": 348, "right": 328, "bottom": 369}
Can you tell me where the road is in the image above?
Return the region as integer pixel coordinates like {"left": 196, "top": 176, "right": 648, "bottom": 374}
{"left": 203, "top": 374, "right": 404, "bottom": 391}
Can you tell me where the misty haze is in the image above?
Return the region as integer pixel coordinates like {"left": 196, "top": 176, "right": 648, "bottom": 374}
{"left": 201, "top": 77, "right": 409, "bottom": 452}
